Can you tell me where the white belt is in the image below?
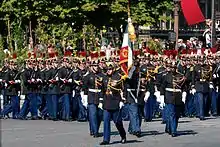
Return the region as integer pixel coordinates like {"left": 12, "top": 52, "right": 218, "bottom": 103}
{"left": 89, "top": 89, "right": 101, "bottom": 93}
{"left": 127, "top": 89, "right": 136, "bottom": 92}
{"left": 165, "top": 88, "right": 181, "bottom": 92}
{"left": 200, "top": 79, "right": 206, "bottom": 82}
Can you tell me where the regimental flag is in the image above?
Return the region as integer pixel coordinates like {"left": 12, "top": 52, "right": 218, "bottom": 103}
{"left": 181, "top": 0, "right": 205, "bottom": 25}
{"left": 119, "top": 18, "right": 134, "bottom": 76}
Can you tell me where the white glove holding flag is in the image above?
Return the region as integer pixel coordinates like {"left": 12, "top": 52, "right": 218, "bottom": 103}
{"left": 191, "top": 88, "right": 196, "bottom": 95}
{"left": 0, "top": 79, "right": 2, "bottom": 82}
{"left": 119, "top": 101, "right": 124, "bottom": 109}
{"left": 182, "top": 91, "right": 187, "bottom": 104}
{"left": 144, "top": 91, "right": 150, "bottom": 102}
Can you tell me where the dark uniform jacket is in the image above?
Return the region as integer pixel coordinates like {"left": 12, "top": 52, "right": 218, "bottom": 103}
{"left": 124, "top": 66, "right": 138, "bottom": 104}
{"left": 59, "top": 67, "right": 72, "bottom": 94}
{"left": 192, "top": 64, "right": 211, "bottom": 93}
{"left": 163, "top": 71, "right": 185, "bottom": 105}
{"left": 155, "top": 66, "right": 166, "bottom": 95}
{"left": 48, "top": 68, "right": 60, "bottom": 95}
{"left": 4, "top": 69, "right": 20, "bottom": 96}
{"left": 83, "top": 71, "right": 105, "bottom": 105}
{"left": 103, "top": 70, "right": 123, "bottom": 110}
{"left": 22, "top": 68, "right": 32, "bottom": 95}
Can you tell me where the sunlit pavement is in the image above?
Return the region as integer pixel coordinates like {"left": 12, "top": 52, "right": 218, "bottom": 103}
{"left": 1, "top": 117, "right": 220, "bottom": 147}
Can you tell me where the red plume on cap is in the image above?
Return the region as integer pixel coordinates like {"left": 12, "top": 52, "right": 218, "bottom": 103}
{"left": 210, "top": 48, "right": 216, "bottom": 53}
{"left": 133, "top": 50, "right": 140, "bottom": 56}
{"left": 100, "top": 51, "right": 106, "bottom": 57}
{"left": 28, "top": 52, "right": 31, "bottom": 58}
{"left": 79, "top": 51, "right": 86, "bottom": 57}
{"left": 64, "top": 50, "right": 72, "bottom": 57}
{"left": 12, "top": 53, "right": 17, "bottom": 59}
{"left": 90, "top": 51, "right": 99, "bottom": 59}
{"left": 49, "top": 53, "right": 55, "bottom": 58}
{"left": 54, "top": 51, "right": 58, "bottom": 57}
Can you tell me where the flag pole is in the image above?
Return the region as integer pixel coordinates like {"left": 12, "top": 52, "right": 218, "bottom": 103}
{"left": 211, "top": 0, "right": 216, "bottom": 47}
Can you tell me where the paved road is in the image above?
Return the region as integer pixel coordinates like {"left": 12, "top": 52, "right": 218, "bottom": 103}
{"left": 1, "top": 117, "right": 220, "bottom": 147}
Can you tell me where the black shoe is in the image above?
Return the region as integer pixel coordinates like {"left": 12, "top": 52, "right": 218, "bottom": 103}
{"left": 121, "top": 138, "right": 126, "bottom": 144}
{"left": 52, "top": 118, "right": 58, "bottom": 121}
{"left": 200, "top": 117, "right": 205, "bottom": 121}
{"left": 31, "top": 116, "right": 38, "bottom": 120}
{"left": 161, "top": 121, "right": 166, "bottom": 124}
{"left": 93, "top": 134, "right": 100, "bottom": 138}
{"left": 100, "top": 141, "right": 109, "bottom": 145}
{"left": 171, "top": 133, "right": 177, "bottom": 137}
{"left": 165, "top": 130, "right": 171, "bottom": 135}
{"left": 135, "top": 132, "right": 141, "bottom": 138}
{"left": 90, "top": 133, "right": 94, "bottom": 136}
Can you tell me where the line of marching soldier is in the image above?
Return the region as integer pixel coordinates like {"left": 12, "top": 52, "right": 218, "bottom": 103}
{"left": 0, "top": 50, "right": 220, "bottom": 144}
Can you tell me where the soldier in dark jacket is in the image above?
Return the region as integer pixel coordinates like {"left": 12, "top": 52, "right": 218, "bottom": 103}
{"left": 2, "top": 60, "right": 21, "bottom": 119}
{"left": 162, "top": 62, "right": 186, "bottom": 137}
{"left": 48, "top": 58, "right": 60, "bottom": 121}
{"left": 58, "top": 58, "right": 72, "bottom": 121}
{"left": 83, "top": 60, "right": 104, "bottom": 138}
{"left": 125, "top": 60, "right": 141, "bottom": 137}
{"left": 100, "top": 63, "right": 126, "bottom": 145}
{"left": 192, "top": 57, "right": 212, "bottom": 120}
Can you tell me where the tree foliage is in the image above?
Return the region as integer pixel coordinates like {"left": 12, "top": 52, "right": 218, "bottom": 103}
{"left": 0, "top": 0, "right": 173, "bottom": 54}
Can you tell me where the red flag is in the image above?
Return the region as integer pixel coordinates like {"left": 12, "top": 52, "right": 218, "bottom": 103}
{"left": 181, "top": 0, "right": 205, "bottom": 25}
{"left": 119, "top": 46, "right": 128, "bottom": 75}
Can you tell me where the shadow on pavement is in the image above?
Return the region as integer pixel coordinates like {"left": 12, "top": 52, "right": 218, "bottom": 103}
{"left": 177, "top": 130, "right": 198, "bottom": 136}
{"left": 141, "top": 131, "right": 165, "bottom": 137}
{"left": 178, "top": 120, "right": 192, "bottom": 123}
{"left": 110, "top": 140, "right": 144, "bottom": 145}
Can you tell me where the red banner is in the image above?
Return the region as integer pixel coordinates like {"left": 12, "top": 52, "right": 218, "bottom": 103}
{"left": 181, "top": 0, "right": 205, "bottom": 25}
{"left": 119, "top": 46, "right": 128, "bottom": 75}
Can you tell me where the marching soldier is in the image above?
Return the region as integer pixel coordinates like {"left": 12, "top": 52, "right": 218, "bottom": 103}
{"left": 48, "top": 58, "right": 60, "bottom": 121}
{"left": 163, "top": 61, "right": 186, "bottom": 137}
{"left": 100, "top": 63, "right": 126, "bottom": 145}
{"left": 83, "top": 60, "right": 104, "bottom": 137}
{"left": 125, "top": 59, "right": 141, "bottom": 137}
{"left": 58, "top": 57, "right": 72, "bottom": 121}
{"left": 192, "top": 56, "right": 212, "bottom": 120}
{"left": 2, "top": 58, "right": 21, "bottom": 119}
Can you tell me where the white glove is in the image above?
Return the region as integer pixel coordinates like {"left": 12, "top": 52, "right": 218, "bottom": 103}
{"left": 0, "top": 79, "right": 2, "bottom": 82}
{"left": 213, "top": 74, "right": 216, "bottom": 78}
{"left": 159, "top": 95, "right": 165, "bottom": 109}
{"left": 18, "top": 91, "right": 21, "bottom": 96}
{"left": 119, "top": 101, "right": 124, "bottom": 109}
{"left": 82, "top": 95, "right": 88, "bottom": 108}
{"left": 144, "top": 91, "right": 150, "bottom": 102}
{"left": 31, "top": 78, "right": 35, "bottom": 82}
{"left": 182, "top": 91, "right": 187, "bottom": 104}
{"left": 37, "top": 79, "right": 42, "bottom": 82}
{"left": 217, "top": 86, "right": 219, "bottom": 92}
{"left": 4, "top": 83, "right": 7, "bottom": 87}
{"left": 192, "top": 88, "right": 196, "bottom": 95}
{"left": 72, "top": 90, "right": 75, "bottom": 97}
{"left": 98, "top": 103, "right": 103, "bottom": 109}
{"left": 154, "top": 91, "right": 161, "bottom": 100}
{"left": 209, "top": 84, "right": 214, "bottom": 89}
{"left": 17, "top": 80, "right": 21, "bottom": 83}
{"left": 68, "top": 79, "right": 73, "bottom": 83}
{"left": 55, "top": 77, "right": 59, "bottom": 81}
